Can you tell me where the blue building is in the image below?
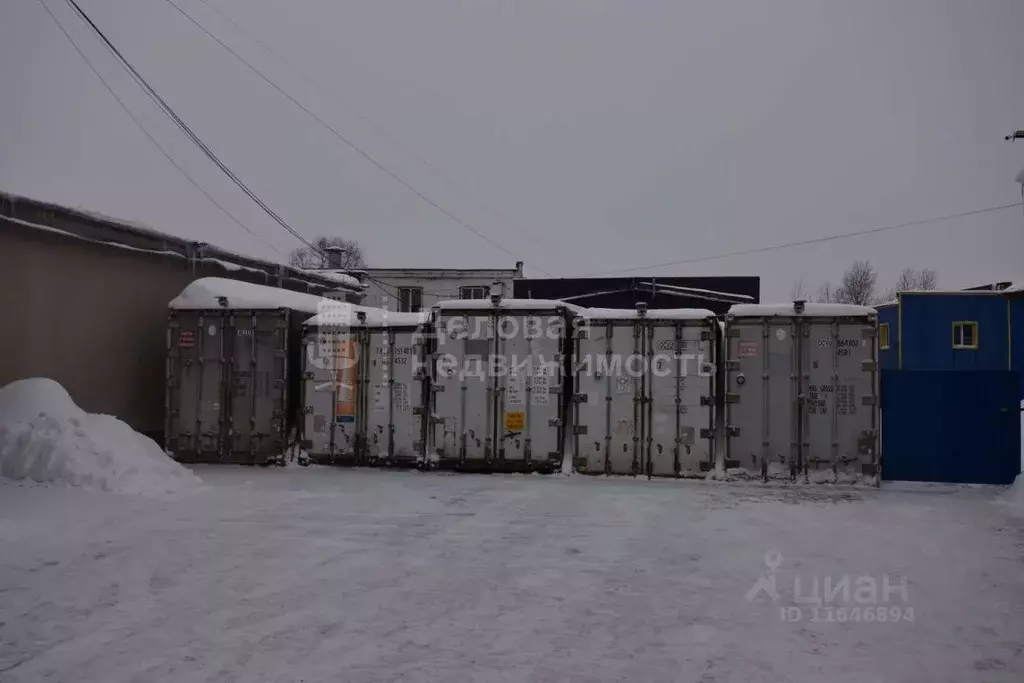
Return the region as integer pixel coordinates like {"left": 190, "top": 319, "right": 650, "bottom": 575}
{"left": 877, "top": 288, "right": 1016, "bottom": 373}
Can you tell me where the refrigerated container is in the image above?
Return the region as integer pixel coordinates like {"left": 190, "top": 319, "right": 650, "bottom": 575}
{"left": 571, "top": 305, "right": 718, "bottom": 477}
{"left": 428, "top": 297, "right": 577, "bottom": 472}
{"left": 723, "top": 302, "right": 880, "bottom": 484}
{"left": 301, "top": 309, "right": 429, "bottom": 466}
{"left": 166, "top": 278, "right": 338, "bottom": 464}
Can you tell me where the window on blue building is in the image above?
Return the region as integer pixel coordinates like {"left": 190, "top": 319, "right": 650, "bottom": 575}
{"left": 879, "top": 323, "right": 890, "bottom": 350}
{"left": 952, "top": 321, "right": 978, "bottom": 350}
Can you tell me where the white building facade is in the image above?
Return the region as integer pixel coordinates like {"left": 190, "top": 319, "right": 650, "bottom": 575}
{"left": 359, "top": 264, "right": 524, "bottom": 312}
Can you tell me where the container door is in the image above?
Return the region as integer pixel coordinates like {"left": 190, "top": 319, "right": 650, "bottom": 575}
{"left": 573, "top": 321, "right": 642, "bottom": 475}
{"left": 726, "top": 318, "right": 800, "bottom": 479}
{"left": 166, "top": 310, "right": 227, "bottom": 462}
{"left": 365, "top": 329, "right": 420, "bottom": 463}
{"left": 432, "top": 314, "right": 495, "bottom": 465}
{"left": 802, "top": 318, "right": 878, "bottom": 482}
{"left": 496, "top": 314, "right": 564, "bottom": 471}
{"left": 644, "top": 322, "right": 715, "bottom": 477}
{"left": 302, "top": 329, "right": 337, "bottom": 460}
{"left": 224, "top": 311, "right": 288, "bottom": 463}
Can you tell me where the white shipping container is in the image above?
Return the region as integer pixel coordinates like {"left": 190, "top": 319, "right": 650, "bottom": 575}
{"left": 723, "top": 303, "right": 880, "bottom": 484}
{"left": 429, "top": 299, "right": 574, "bottom": 472}
{"left": 572, "top": 307, "right": 718, "bottom": 477}
{"left": 301, "top": 311, "right": 428, "bottom": 465}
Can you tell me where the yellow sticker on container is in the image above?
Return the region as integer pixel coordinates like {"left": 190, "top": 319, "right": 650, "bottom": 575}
{"left": 504, "top": 411, "right": 524, "bottom": 431}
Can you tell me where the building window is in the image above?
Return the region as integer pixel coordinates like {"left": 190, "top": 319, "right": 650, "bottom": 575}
{"left": 397, "top": 287, "right": 423, "bottom": 313}
{"left": 952, "top": 321, "right": 978, "bottom": 349}
{"left": 460, "top": 285, "right": 488, "bottom": 300}
{"left": 879, "top": 323, "right": 890, "bottom": 350}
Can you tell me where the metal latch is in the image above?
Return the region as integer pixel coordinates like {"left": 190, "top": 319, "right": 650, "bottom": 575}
{"left": 573, "top": 424, "right": 588, "bottom": 434}
{"left": 572, "top": 393, "right": 589, "bottom": 403}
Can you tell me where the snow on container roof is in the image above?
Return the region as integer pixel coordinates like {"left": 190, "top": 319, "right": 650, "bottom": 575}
{"left": 728, "top": 303, "right": 876, "bottom": 317}
{"left": 169, "top": 277, "right": 336, "bottom": 313}
{"left": 578, "top": 307, "right": 716, "bottom": 321}
{"left": 434, "top": 298, "right": 583, "bottom": 314}
{"left": 304, "top": 308, "right": 428, "bottom": 328}
{"left": 299, "top": 269, "right": 361, "bottom": 289}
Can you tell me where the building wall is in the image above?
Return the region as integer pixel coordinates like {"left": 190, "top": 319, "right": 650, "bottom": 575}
{"left": 897, "top": 292, "right": 1008, "bottom": 371}
{"left": 0, "top": 222, "right": 332, "bottom": 440}
{"left": 361, "top": 268, "right": 521, "bottom": 312}
{"left": 877, "top": 304, "right": 899, "bottom": 370}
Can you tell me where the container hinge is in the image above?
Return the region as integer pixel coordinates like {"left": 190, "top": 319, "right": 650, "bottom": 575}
{"left": 412, "top": 406, "right": 425, "bottom": 416}
{"left": 725, "top": 393, "right": 741, "bottom": 403}
{"left": 860, "top": 359, "right": 877, "bottom": 372}
{"left": 726, "top": 426, "right": 741, "bottom": 437}
{"left": 699, "top": 396, "right": 714, "bottom": 407}
{"left": 303, "top": 371, "right": 314, "bottom": 380}
{"left": 432, "top": 385, "right": 446, "bottom": 393}
{"left": 413, "top": 368, "right": 429, "bottom": 380}
{"left": 861, "top": 395, "right": 877, "bottom": 406}
{"left": 550, "top": 418, "right": 565, "bottom": 428}
{"left": 572, "top": 393, "right": 589, "bottom": 403}
{"left": 572, "top": 424, "right": 587, "bottom": 434}
{"left": 699, "top": 428, "right": 714, "bottom": 439}
{"left": 700, "top": 330, "right": 713, "bottom": 341}
{"left": 303, "top": 405, "right": 314, "bottom": 414}
{"left": 725, "top": 360, "right": 741, "bottom": 371}
{"left": 574, "top": 327, "right": 590, "bottom": 340}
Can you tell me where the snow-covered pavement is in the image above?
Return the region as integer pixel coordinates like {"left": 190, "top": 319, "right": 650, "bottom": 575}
{"left": 1, "top": 468, "right": 1023, "bottom": 682}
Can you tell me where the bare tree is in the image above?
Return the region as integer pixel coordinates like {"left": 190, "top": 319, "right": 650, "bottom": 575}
{"left": 790, "top": 276, "right": 810, "bottom": 301}
{"left": 882, "top": 267, "right": 938, "bottom": 301}
{"left": 815, "top": 280, "right": 836, "bottom": 303}
{"left": 289, "top": 237, "right": 366, "bottom": 270}
{"left": 833, "top": 260, "right": 877, "bottom": 305}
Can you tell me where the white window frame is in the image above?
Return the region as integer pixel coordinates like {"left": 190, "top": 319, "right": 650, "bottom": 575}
{"left": 397, "top": 287, "right": 423, "bottom": 313}
{"left": 459, "top": 285, "right": 488, "bottom": 300}
{"left": 952, "top": 321, "right": 978, "bottom": 350}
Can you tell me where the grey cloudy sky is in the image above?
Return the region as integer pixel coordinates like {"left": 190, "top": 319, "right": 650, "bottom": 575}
{"left": 2, "top": 0, "right": 1023, "bottom": 299}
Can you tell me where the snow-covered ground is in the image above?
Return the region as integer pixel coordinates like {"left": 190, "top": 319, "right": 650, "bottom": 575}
{"left": 1, "top": 467, "right": 1023, "bottom": 683}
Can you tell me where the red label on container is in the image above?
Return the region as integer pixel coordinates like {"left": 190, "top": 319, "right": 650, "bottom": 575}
{"left": 179, "top": 330, "right": 195, "bottom": 348}
{"left": 737, "top": 341, "right": 759, "bottom": 358}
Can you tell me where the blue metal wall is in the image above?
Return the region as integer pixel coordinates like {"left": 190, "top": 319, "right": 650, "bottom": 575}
{"left": 1010, "top": 296, "right": 1024, "bottom": 396}
{"left": 897, "top": 292, "right": 1009, "bottom": 371}
{"left": 882, "top": 370, "right": 1021, "bottom": 484}
{"left": 877, "top": 304, "right": 898, "bottom": 370}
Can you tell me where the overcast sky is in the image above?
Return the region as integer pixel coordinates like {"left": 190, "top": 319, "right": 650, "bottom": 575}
{"left": 2, "top": 0, "right": 1023, "bottom": 299}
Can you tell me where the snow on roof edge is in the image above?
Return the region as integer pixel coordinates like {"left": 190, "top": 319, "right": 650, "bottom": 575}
{"left": 304, "top": 309, "right": 428, "bottom": 328}
{"left": 578, "top": 307, "right": 716, "bottom": 321}
{"left": 728, "top": 303, "right": 876, "bottom": 317}
{"left": 434, "top": 298, "right": 583, "bottom": 314}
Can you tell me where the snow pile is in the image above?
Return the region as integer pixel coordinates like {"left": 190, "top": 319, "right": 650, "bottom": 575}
{"left": 997, "top": 473, "right": 1024, "bottom": 513}
{"left": 0, "top": 379, "right": 202, "bottom": 497}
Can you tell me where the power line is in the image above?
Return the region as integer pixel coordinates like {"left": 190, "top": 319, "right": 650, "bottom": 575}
{"left": 582, "top": 201, "right": 1024, "bottom": 277}
{"left": 61, "top": 0, "right": 328, "bottom": 261}
{"left": 33, "top": 0, "right": 287, "bottom": 258}
{"left": 159, "top": 0, "right": 553, "bottom": 276}
{"left": 194, "top": 0, "right": 562, "bottom": 259}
